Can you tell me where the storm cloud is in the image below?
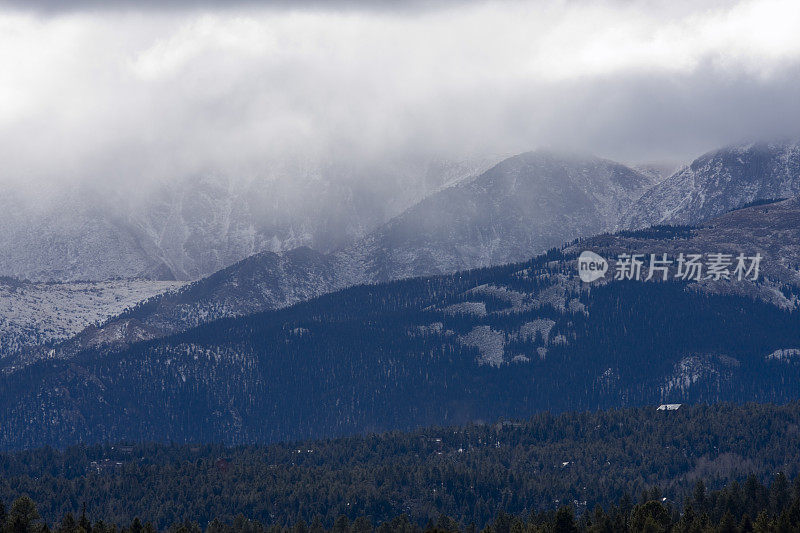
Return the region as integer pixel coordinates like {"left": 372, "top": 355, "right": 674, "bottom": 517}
{"left": 1, "top": 0, "right": 800, "bottom": 192}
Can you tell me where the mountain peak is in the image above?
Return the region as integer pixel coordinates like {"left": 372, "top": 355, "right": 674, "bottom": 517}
{"left": 622, "top": 139, "right": 800, "bottom": 228}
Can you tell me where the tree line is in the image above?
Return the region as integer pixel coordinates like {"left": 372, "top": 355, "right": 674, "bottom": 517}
{"left": 3, "top": 473, "right": 800, "bottom": 533}
{"left": 3, "top": 403, "right": 800, "bottom": 528}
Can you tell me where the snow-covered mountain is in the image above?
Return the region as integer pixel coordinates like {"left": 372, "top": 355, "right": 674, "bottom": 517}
{"left": 0, "top": 156, "right": 497, "bottom": 282}
{"left": 4, "top": 198, "right": 800, "bottom": 449}
{"left": 5, "top": 146, "right": 800, "bottom": 448}
{"left": 0, "top": 278, "right": 183, "bottom": 360}
{"left": 9, "top": 151, "right": 656, "bottom": 362}
{"left": 11, "top": 143, "right": 800, "bottom": 363}
{"left": 0, "top": 188, "right": 172, "bottom": 282}
{"left": 621, "top": 141, "right": 800, "bottom": 228}
{"left": 338, "top": 150, "right": 657, "bottom": 282}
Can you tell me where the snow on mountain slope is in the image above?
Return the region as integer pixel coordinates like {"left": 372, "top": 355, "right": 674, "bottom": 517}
{"left": 13, "top": 146, "right": 800, "bottom": 365}
{"left": 621, "top": 141, "right": 800, "bottom": 228}
{"left": 0, "top": 157, "right": 497, "bottom": 282}
{"left": 405, "top": 198, "right": 800, "bottom": 372}
{"left": 0, "top": 278, "right": 184, "bottom": 360}
{"left": 3, "top": 247, "right": 334, "bottom": 367}
{"left": 0, "top": 189, "right": 173, "bottom": 282}
{"left": 14, "top": 151, "right": 655, "bottom": 362}
{"left": 5, "top": 215, "right": 800, "bottom": 448}
{"left": 337, "top": 150, "right": 657, "bottom": 282}
{"left": 8, "top": 140, "right": 799, "bottom": 361}
{"left": 6, "top": 169, "right": 800, "bottom": 447}
{"left": 123, "top": 157, "right": 500, "bottom": 281}
{"left": 583, "top": 197, "right": 800, "bottom": 308}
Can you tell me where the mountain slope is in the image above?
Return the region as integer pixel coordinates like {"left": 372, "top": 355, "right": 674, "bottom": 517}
{"left": 3, "top": 199, "right": 800, "bottom": 449}
{"left": 0, "top": 189, "right": 174, "bottom": 282}
{"left": 621, "top": 141, "right": 800, "bottom": 228}
{"left": 8, "top": 141, "right": 798, "bottom": 363}
{"left": 0, "top": 278, "right": 183, "bottom": 360}
{"left": 0, "top": 158, "right": 494, "bottom": 359}
{"left": 25, "top": 151, "right": 654, "bottom": 360}
{"left": 0, "top": 157, "right": 495, "bottom": 282}
{"left": 339, "top": 150, "right": 656, "bottom": 281}
{"left": 37, "top": 247, "right": 336, "bottom": 357}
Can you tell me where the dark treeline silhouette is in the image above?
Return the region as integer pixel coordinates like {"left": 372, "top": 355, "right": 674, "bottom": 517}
{"left": 4, "top": 474, "right": 800, "bottom": 533}
{"left": 3, "top": 403, "right": 800, "bottom": 528}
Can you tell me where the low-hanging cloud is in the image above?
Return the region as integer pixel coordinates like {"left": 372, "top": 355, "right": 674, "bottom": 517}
{"left": 2, "top": 0, "right": 800, "bottom": 194}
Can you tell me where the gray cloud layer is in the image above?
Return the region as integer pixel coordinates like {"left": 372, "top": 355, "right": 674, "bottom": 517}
{"left": 0, "top": 0, "right": 460, "bottom": 14}
{"left": 1, "top": 0, "right": 799, "bottom": 194}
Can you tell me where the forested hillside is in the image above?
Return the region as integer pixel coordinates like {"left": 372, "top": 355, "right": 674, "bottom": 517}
{"left": 3, "top": 238, "right": 800, "bottom": 449}
{"left": 6, "top": 473, "right": 800, "bottom": 533}
{"left": 2, "top": 403, "right": 800, "bottom": 528}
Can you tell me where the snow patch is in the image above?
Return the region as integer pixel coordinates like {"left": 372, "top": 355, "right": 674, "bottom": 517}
{"left": 519, "top": 319, "right": 556, "bottom": 344}
{"left": 766, "top": 348, "right": 800, "bottom": 362}
{"left": 443, "top": 301, "right": 487, "bottom": 317}
{"left": 459, "top": 326, "right": 505, "bottom": 367}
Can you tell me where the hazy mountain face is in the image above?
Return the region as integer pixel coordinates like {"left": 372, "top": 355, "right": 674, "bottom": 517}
{"left": 7, "top": 144, "right": 799, "bottom": 365}
{"left": 0, "top": 156, "right": 496, "bottom": 282}
{"left": 0, "top": 188, "right": 169, "bottom": 282}
{"left": 622, "top": 141, "right": 800, "bottom": 228}
{"left": 340, "top": 151, "right": 658, "bottom": 282}
{"left": 8, "top": 151, "right": 657, "bottom": 361}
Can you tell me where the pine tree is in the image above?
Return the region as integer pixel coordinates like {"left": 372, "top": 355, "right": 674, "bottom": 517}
{"left": 309, "top": 517, "right": 324, "bottom": 533}
{"left": 56, "top": 513, "right": 77, "bottom": 533}
{"left": 332, "top": 516, "right": 349, "bottom": 533}
{"left": 753, "top": 510, "right": 771, "bottom": 533}
{"left": 676, "top": 505, "right": 696, "bottom": 533}
{"left": 738, "top": 514, "right": 753, "bottom": 533}
{"left": 692, "top": 481, "right": 706, "bottom": 512}
{"left": 552, "top": 507, "right": 577, "bottom": 533}
{"left": 5, "top": 497, "right": 41, "bottom": 533}
{"left": 351, "top": 517, "right": 372, "bottom": 533}
{"left": 78, "top": 504, "right": 91, "bottom": 533}
{"left": 718, "top": 512, "right": 736, "bottom": 533}
{"left": 770, "top": 473, "right": 790, "bottom": 516}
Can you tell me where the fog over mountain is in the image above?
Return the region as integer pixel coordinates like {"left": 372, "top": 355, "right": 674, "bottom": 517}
{"left": 5, "top": 198, "right": 800, "bottom": 449}
{"left": 6, "top": 3, "right": 800, "bottom": 514}
{"left": 1, "top": 1, "right": 800, "bottom": 341}
{"left": 2, "top": 0, "right": 800, "bottom": 207}
{"left": 0, "top": 155, "right": 496, "bottom": 281}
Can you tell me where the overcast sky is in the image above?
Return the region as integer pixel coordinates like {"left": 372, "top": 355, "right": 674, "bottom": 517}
{"left": 2, "top": 0, "right": 800, "bottom": 190}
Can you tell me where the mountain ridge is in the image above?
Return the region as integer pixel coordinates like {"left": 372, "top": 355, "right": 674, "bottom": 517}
{"left": 0, "top": 157, "right": 498, "bottom": 283}
{"left": 9, "top": 150, "right": 656, "bottom": 362}
{"left": 2, "top": 198, "right": 800, "bottom": 448}
{"left": 8, "top": 142, "right": 800, "bottom": 367}
{"left": 621, "top": 140, "right": 800, "bottom": 228}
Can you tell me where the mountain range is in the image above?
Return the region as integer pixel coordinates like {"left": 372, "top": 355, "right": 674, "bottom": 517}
{"left": 0, "top": 156, "right": 497, "bottom": 283}
{"left": 2, "top": 197, "right": 800, "bottom": 449}
{"left": 7, "top": 141, "right": 800, "bottom": 364}
{"left": 2, "top": 140, "right": 800, "bottom": 449}
{"left": 6, "top": 151, "right": 658, "bottom": 362}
